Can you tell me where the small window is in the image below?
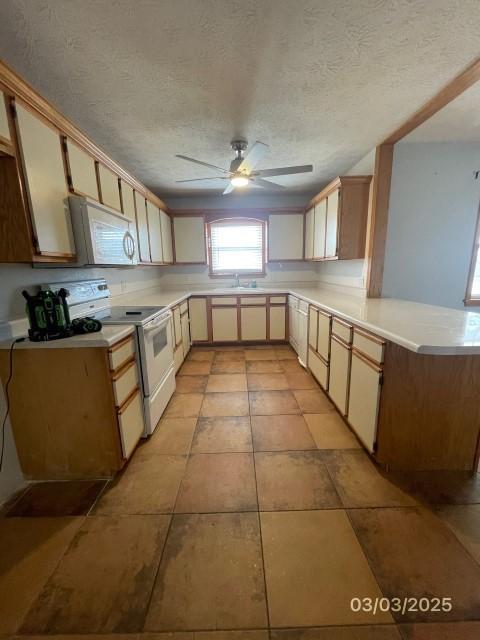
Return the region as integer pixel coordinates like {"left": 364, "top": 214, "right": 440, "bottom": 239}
{"left": 208, "top": 218, "right": 265, "bottom": 276}
{"left": 465, "top": 205, "right": 480, "bottom": 306}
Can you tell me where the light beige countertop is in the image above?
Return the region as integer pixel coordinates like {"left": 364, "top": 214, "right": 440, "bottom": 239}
{"left": 0, "top": 323, "right": 134, "bottom": 349}
{"left": 116, "top": 285, "right": 480, "bottom": 355}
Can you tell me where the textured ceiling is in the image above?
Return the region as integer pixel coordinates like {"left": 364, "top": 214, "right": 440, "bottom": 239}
{"left": 1, "top": 0, "right": 480, "bottom": 201}
{"left": 403, "top": 81, "right": 480, "bottom": 143}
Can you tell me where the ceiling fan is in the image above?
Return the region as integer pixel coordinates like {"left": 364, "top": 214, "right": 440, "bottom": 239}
{"left": 175, "top": 139, "right": 313, "bottom": 195}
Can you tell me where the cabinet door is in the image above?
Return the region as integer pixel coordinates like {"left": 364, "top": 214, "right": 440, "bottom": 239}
{"left": 212, "top": 307, "right": 238, "bottom": 342}
{"left": 146, "top": 200, "right": 163, "bottom": 262}
{"left": 121, "top": 181, "right": 136, "bottom": 220}
{"left": 325, "top": 188, "right": 339, "bottom": 258}
{"left": 189, "top": 298, "right": 209, "bottom": 341}
{"left": 270, "top": 306, "right": 286, "bottom": 340}
{"left": 313, "top": 199, "right": 326, "bottom": 258}
{"left": 308, "top": 349, "right": 329, "bottom": 391}
{"left": 304, "top": 208, "right": 314, "bottom": 259}
{"left": 160, "top": 210, "right": 173, "bottom": 263}
{"left": 308, "top": 307, "right": 318, "bottom": 351}
{"left": 241, "top": 307, "right": 266, "bottom": 341}
{"left": 172, "top": 306, "right": 182, "bottom": 348}
{"left": 348, "top": 352, "right": 382, "bottom": 452}
{"left": 268, "top": 213, "right": 304, "bottom": 260}
{"left": 117, "top": 391, "right": 144, "bottom": 459}
{"left": 98, "top": 164, "right": 121, "bottom": 211}
{"left": 181, "top": 313, "right": 191, "bottom": 357}
{"left": 317, "top": 311, "right": 331, "bottom": 361}
{"left": 328, "top": 337, "right": 350, "bottom": 415}
{"left": 66, "top": 140, "right": 98, "bottom": 199}
{"left": 289, "top": 305, "right": 298, "bottom": 351}
{"left": 15, "top": 103, "right": 75, "bottom": 256}
{"left": 0, "top": 91, "right": 10, "bottom": 142}
{"left": 173, "top": 216, "right": 206, "bottom": 263}
{"left": 134, "top": 192, "right": 151, "bottom": 262}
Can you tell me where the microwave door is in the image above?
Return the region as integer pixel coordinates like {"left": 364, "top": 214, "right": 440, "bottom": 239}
{"left": 141, "top": 317, "right": 173, "bottom": 395}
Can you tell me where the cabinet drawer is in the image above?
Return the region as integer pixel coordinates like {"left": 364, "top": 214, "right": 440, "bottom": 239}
{"left": 298, "top": 300, "right": 309, "bottom": 314}
{"left": 270, "top": 295, "right": 286, "bottom": 304}
{"left": 288, "top": 295, "right": 299, "bottom": 309}
{"left": 180, "top": 301, "right": 188, "bottom": 314}
{"left": 112, "top": 360, "right": 138, "bottom": 407}
{"left": 353, "top": 329, "right": 385, "bottom": 364}
{"left": 332, "top": 318, "right": 353, "bottom": 344}
{"left": 308, "top": 348, "right": 328, "bottom": 391}
{"left": 109, "top": 336, "right": 135, "bottom": 371}
{"left": 117, "top": 390, "right": 144, "bottom": 459}
{"left": 240, "top": 296, "right": 266, "bottom": 305}
{"left": 211, "top": 297, "right": 237, "bottom": 306}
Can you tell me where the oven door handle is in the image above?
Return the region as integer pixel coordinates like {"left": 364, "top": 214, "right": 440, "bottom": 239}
{"left": 144, "top": 317, "right": 170, "bottom": 334}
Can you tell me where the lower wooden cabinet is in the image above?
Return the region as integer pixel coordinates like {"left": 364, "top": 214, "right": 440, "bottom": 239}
{"left": 212, "top": 307, "right": 238, "bottom": 341}
{"left": 328, "top": 336, "right": 351, "bottom": 415}
{"left": 241, "top": 306, "right": 266, "bottom": 340}
{"left": 0, "top": 332, "right": 143, "bottom": 480}
{"left": 348, "top": 350, "right": 382, "bottom": 453}
{"left": 189, "top": 297, "right": 209, "bottom": 341}
{"left": 270, "top": 305, "right": 286, "bottom": 340}
{"left": 181, "top": 310, "right": 191, "bottom": 357}
{"left": 308, "top": 348, "right": 329, "bottom": 390}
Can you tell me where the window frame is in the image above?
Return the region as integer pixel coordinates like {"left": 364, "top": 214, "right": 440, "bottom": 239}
{"left": 206, "top": 217, "right": 267, "bottom": 278}
{"left": 465, "top": 201, "right": 480, "bottom": 306}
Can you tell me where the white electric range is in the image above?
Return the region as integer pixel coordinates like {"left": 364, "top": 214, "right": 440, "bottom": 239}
{"left": 41, "top": 278, "right": 176, "bottom": 436}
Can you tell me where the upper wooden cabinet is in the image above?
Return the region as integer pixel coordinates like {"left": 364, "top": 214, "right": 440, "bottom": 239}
{"left": 65, "top": 138, "right": 98, "bottom": 200}
{"left": 268, "top": 213, "right": 304, "bottom": 261}
{"left": 98, "top": 163, "right": 121, "bottom": 211}
{"left": 173, "top": 216, "right": 206, "bottom": 263}
{"left": 134, "top": 192, "right": 151, "bottom": 263}
{"left": 146, "top": 200, "right": 163, "bottom": 263}
{"left": 160, "top": 210, "right": 173, "bottom": 263}
{"left": 305, "top": 176, "right": 372, "bottom": 261}
{"left": 0, "top": 91, "right": 11, "bottom": 143}
{"left": 121, "top": 181, "right": 136, "bottom": 221}
{"left": 14, "top": 102, "right": 75, "bottom": 258}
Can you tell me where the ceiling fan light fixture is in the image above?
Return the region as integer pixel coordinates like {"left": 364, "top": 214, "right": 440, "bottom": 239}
{"left": 231, "top": 174, "right": 249, "bottom": 187}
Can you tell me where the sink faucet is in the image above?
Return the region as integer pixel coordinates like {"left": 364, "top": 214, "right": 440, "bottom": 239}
{"left": 234, "top": 273, "right": 240, "bottom": 288}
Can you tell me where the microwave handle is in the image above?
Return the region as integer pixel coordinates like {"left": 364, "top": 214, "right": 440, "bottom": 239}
{"left": 123, "top": 230, "right": 136, "bottom": 260}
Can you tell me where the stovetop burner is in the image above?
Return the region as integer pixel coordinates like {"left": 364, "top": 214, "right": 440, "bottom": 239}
{"left": 102, "top": 305, "right": 166, "bottom": 325}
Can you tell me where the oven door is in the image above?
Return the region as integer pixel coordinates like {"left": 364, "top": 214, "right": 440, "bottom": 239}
{"left": 140, "top": 313, "right": 174, "bottom": 395}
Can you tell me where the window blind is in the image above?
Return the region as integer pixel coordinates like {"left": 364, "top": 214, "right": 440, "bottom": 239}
{"left": 210, "top": 220, "right": 264, "bottom": 273}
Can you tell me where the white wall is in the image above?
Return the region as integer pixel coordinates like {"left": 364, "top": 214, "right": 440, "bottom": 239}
{"left": 383, "top": 142, "right": 480, "bottom": 309}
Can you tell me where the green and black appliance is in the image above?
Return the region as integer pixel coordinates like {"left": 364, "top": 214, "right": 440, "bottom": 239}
{"left": 22, "top": 287, "right": 74, "bottom": 341}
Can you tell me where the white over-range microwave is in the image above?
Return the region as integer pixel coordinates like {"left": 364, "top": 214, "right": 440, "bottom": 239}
{"left": 67, "top": 195, "right": 138, "bottom": 266}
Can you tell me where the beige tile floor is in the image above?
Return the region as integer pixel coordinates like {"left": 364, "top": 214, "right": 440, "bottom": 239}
{"left": 1, "top": 345, "right": 480, "bottom": 638}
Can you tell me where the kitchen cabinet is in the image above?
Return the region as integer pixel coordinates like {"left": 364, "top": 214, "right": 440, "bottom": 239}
{"left": 288, "top": 296, "right": 299, "bottom": 352}
{"left": 14, "top": 102, "right": 75, "bottom": 258}
{"left": 305, "top": 176, "right": 372, "bottom": 261}
{"left": 0, "top": 332, "right": 143, "bottom": 479}
{"left": 268, "top": 213, "right": 304, "bottom": 260}
{"left": 308, "top": 306, "right": 318, "bottom": 351}
{"left": 313, "top": 199, "right": 326, "bottom": 258}
{"left": 304, "top": 208, "right": 314, "bottom": 260}
{"left": 121, "top": 181, "right": 137, "bottom": 221}
{"left": 348, "top": 350, "right": 382, "bottom": 453}
{"left": 181, "top": 307, "right": 191, "bottom": 357}
{"left": 270, "top": 305, "right": 286, "bottom": 340}
{"left": 0, "top": 91, "right": 11, "bottom": 142}
{"left": 212, "top": 307, "right": 238, "bottom": 342}
{"left": 307, "top": 305, "right": 331, "bottom": 390}
{"left": 328, "top": 335, "right": 351, "bottom": 415}
{"left": 160, "top": 210, "right": 173, "bottom": 263}
{"left": 241, "top": 306, "right": 267, "bottom": 340}
{"left": 173, "top": 215, "right": 206, "bottom": 263}
{"left": 98, "top": 163, "right": 121, "bottom": 211}
{"left": 146, "top": 200, "right": 163, "bottom": 263}
{"left": 189, "top": 297, "right": 209, "bottom": 342}
{"left": 65, "top": 139, "right": 99, "bottom": 200}
{"left": 317, "top": 311, "right": 332, "bottom": 361}
{"left": 134, "top": 192, "right": 151, "bottom": 263}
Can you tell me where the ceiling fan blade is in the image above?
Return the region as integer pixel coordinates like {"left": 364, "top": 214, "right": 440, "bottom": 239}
{"left": 175, "top": 176, "right": 228, "bottom": 183}
{"left": 237, "top": 141, "right": 269, "bottom": 174}
{"left": 176, "top": 155, "right": 232, "bottom": 175}
{"left": 252, "top": 164, "right": 313, "bottom": 178}
{"left": 222, "top": 182, "right": 235, "bottom": 195}
{"left": 252, "top": 177, "right": 285, "bottom": 190}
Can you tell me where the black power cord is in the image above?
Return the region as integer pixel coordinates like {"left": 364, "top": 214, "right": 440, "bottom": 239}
{"left": 0, "top": 337, "right": 25, "bottom": 472}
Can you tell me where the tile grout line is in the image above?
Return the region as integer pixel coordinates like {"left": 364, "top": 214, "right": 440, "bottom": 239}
{"left": 139, "top": 410, "right": 199, "bottom": 632}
